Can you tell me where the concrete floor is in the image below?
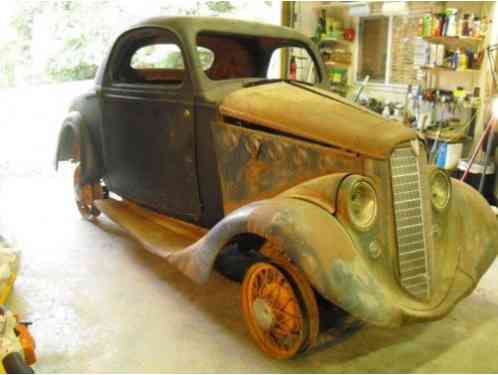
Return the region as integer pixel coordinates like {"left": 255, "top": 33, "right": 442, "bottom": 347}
{"left": 0, "top": 168, "right": 497, "bottom": 373}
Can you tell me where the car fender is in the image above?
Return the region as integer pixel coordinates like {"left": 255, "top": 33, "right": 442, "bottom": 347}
{"left": 169, "top": 193, "right": 400, "bottom": 327}
{"left": 54, "top": 111, "right": 102, "bottom": 184}
{"left": 451, "top": 178, "right": 498, "bottom": 280}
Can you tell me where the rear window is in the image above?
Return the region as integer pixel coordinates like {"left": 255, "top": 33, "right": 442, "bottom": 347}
{"left": 196, "top": 32, "right": 320, "bottom": 83}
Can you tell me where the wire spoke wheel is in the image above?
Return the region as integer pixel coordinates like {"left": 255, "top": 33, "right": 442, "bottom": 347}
{"left": 241, "top": 262, "right": 307, "bottom": 359}
{"left": 73, "top": 164, "right": 103, "bottom": 220}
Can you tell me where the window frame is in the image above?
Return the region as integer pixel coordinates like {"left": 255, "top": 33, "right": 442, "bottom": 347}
{"left": 194, "top": 30, "right": 323, "bottom": 83}
{"left": 354, "top": 14, "right": 417, "bottom": 90}
{"left": 355, "top": 15, "right": 391, "bottom": 85}
{"left": 104, "top": 27, "right": 191, "bottom": 91}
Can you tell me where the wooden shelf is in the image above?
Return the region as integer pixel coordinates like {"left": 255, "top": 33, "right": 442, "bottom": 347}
{"left": 312, "top": 2, "right": 366, "bottom": 10}
{"left": 419, "top": 65, "right": 481, "bottom": 74}
{"left": 421, "top": 36, "right": 484, "bottom": 49}
{"left": 325, "top": 61, "right": 351, "bottom": 69}
{"left": 319, "top": 38, "right": 353, "bottom": 46}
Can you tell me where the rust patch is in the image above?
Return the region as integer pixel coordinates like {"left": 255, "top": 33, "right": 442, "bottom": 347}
{"left": 212, "top": 121, "right": 363, "bottom": 214}
{"left": 219, "top": 82, "right": 416, "bottom": 159}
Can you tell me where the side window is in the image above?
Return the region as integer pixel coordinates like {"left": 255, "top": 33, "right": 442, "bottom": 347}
{"left": 122, "top": 42, "right": 185, "bottom": 85}
{"left": 267, "top": 47, "right": 319, "bottom": 84}
{"left": 131, "top": 44, "right": 184, "bottom": 70}
{"left": 197, "top": 46, "right": 215, "bottom": 71}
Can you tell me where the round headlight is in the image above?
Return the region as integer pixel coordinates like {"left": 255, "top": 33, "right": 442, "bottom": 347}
{"left": 349, "top": 180, "right": 378, "bottom": 230}
{"left": 431, "top": 170, "right": 451, "bottom": 211}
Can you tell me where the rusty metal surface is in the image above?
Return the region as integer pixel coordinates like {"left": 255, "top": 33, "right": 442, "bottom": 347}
{"left": 219, "top": 82, "right": 416, "bottom": 159}
{"left": 96, "top": 152, "right": 497, "bottom": 327}
{"left": 94, "top": 199, "right": 205, "bottom": 261}
{"left": 211, "top": 120, "right": 363, "bottom": 214}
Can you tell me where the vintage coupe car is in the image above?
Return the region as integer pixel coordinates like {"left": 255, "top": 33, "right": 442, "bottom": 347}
{"left": 55, "top": 17, "right": 497, "bottom": 359}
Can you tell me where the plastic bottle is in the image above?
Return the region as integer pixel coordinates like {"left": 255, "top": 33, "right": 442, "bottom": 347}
{"left": 458, "top": 49, "right": 468, "bottom": 70}
{"left": 382, "top": 103, "right": 390, "bottom": 119}
{"left": 418, "top": 17, "right": 424, "bottom": 36}
{"left": 446, "top": 9, "right": 458, "bottom": 37}
{"left": 423, "top": 14, "right": 432, "bottom": 37}
{"left": 473, "top": 17, "right": 481, "bottom": 38}
{"left": 432, "top": 15, "right": 441, "bottom": 37}
{"left": 458, "top": 14, "right": 466, "bottom": 37}
{"left": 480, "top": 16, "right": 488, "bottom": 37}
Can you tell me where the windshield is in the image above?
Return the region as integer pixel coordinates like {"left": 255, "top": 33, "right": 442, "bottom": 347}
{"left": 196, "top": 32, "right": 320, "bottom": 84}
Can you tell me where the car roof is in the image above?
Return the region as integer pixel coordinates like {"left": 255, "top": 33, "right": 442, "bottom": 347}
{"left": 128, "top": 16, "right": 310, "bottom": 43}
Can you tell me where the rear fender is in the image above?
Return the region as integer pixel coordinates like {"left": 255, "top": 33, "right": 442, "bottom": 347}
{"left": 54, "top": 111, "right": 102, "bottom": 184}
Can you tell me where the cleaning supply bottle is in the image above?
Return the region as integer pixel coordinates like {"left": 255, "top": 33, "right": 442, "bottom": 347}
{"left": 445, "top": 8, "right": 458, "bottom": 37}
{"left": 458, "top": 49, "right": 468, "bottom": 70}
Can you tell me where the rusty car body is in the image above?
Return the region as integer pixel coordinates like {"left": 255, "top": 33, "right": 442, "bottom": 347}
{"left": 55, "top": 17, "right": 498, "bottom": 359}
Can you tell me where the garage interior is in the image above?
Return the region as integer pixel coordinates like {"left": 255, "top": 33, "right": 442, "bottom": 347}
{"left": 1, "top": 1, "right": 498, "bottom": 372}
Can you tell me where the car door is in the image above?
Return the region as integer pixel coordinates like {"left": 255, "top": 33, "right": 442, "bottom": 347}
{"left": 101, "top": 28, "right": 201, "bottom": 221}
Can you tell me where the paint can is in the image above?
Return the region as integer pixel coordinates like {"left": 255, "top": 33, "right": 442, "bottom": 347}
{"left": 435, "top": 141, "right": 464, "bottom": 170}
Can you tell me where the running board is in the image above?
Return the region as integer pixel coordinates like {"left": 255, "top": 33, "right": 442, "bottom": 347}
{"left": 94, "top": 198, "right": 210, "bottom": 283}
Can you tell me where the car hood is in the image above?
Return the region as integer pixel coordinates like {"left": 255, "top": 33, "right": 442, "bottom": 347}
{"left": 219, "top": 82, "right": 416, "bottom": 159}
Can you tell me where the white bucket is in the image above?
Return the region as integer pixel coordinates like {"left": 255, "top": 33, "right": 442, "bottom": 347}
{"left": 436, "top": 141, "right": 464, "bottom": 170}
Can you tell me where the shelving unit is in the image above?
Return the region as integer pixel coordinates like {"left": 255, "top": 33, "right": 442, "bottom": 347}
{"left": 319, "top": 38, "right": 353, "bottom": 46}
{"left": 419, "top": 65, "right": 480, "bottom": 74}
{"left": 311, "top": 2, "right": 367, "bottom": 10}
{"left": 325, "top": 61, "right": 351, "bottom": 69}
{"left": 416, "top": 31, "right": 486, "bottom": 162}
{"left": 422, "top": 35, "right": 484, "bottom": 49}
{"left": 308, "top": 1, "right": 357, "bottom": 97}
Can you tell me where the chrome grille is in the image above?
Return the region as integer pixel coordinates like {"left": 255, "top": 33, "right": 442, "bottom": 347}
{"left": 391, "top": 146, "right": 430, "bottom": 298}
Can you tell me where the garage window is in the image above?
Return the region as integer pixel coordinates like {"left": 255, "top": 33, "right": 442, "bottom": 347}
{"left": 357, "top": 17, "right": 389, "bottom": 83}
{"left": 357, "top": 15, "right": 418, "bottom": 85}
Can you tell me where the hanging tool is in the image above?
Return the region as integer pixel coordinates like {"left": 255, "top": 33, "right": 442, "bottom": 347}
{"left": 353, "top": 75, "right": 369, "bottom": 103}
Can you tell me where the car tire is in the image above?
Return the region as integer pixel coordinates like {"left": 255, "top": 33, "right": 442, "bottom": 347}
{"left": 241, "top": 261, "right": 313, "bottom": 359}
{"left": 73, "top": 164, "right": 103, "bottom": 221}
{"left": 214, "top": 244, "right": 265, "bottom": 282}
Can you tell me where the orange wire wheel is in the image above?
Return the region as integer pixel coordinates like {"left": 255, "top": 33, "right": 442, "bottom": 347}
{"left": 241, "top": 261, "right": 310, "bottom": 359}
{"left": 73, "top": 164, "right": 103, "bottom": 220}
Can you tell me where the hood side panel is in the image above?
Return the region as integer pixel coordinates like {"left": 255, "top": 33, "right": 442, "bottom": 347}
{"left": 211, "top": 121, "right": 363, "bottom": 214}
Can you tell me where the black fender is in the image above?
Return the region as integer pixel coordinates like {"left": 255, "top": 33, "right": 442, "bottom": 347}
{"left": 54, "top": 111, "right": 103, "bottom": 184}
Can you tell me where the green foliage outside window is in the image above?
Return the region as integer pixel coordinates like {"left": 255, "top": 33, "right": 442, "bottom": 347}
{"left": 0, "top": 0, "right": 252, "bottom": 87}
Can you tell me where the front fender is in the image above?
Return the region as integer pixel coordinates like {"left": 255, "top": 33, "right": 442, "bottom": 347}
{"left": 54, "top": 111, "right": 102, "bottom": 184}
{"left": 169, "top": 196, "right": 402, "bottom": 327}
{"left": 451, "top": 178, "right": 498, "bottom": 281}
